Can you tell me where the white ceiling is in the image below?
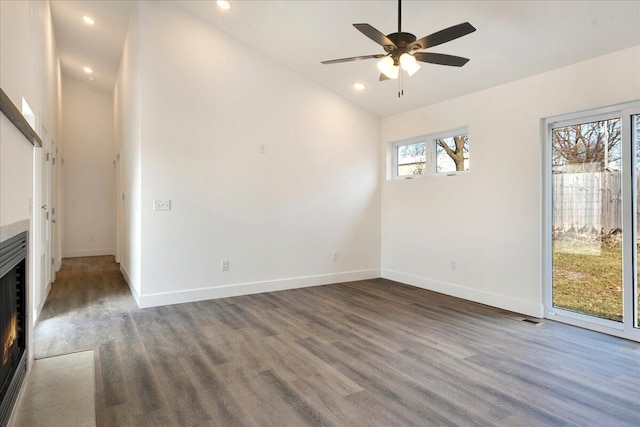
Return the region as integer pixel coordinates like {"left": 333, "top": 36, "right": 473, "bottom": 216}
{"left": 50, "top": 0, "right": 133, "bottom": 93}
{"left": 51, "top": 1, "right": 640, "bottom": 117}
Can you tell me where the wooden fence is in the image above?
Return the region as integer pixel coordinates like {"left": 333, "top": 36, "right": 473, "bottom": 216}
{"left": 552, "top": 171, "right": 624, "bottom": 233}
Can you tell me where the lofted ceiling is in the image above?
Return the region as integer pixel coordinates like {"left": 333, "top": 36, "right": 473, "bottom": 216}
{"left": 50, "top": 0, "right": 133, "bottom": 93}
{"left": 50, "top": 0, "right": 640, "bottom": 117}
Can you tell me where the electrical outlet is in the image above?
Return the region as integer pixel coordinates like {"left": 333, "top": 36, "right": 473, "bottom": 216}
{"left": 259, "top": 144, "right": 267, "bottom": 154}
{"left": 332, "top": 251, "right": 339, "bottom": 262}
{"left": 220, "top": 260, "right": 229, "bottom": 271}
{"left": 153, "top": 200, "right": 171, "bottom": 211}
{"left": 451, "top": 259, "right": 457, "bottom": 270}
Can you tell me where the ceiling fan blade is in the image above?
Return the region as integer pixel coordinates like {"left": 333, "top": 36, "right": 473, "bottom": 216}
{"left": 353, "top": 23, "right": 396, "bottom": 49}
{"left": 321, "top": 54, "right": 386, "bottom": 65}
{"left": 413, "top": 52, "right": 470, "bottom": 67}
{"left": 379, "top": 73, "right": 390, "bottom": 81}
{"left": 411, "top": 22, "right": 476, "bottom": 50}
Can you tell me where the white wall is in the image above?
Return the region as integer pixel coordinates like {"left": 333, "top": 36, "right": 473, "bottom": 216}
{"left": 0, "top": 0, "right": 62, "bottom": 366}
{"left": 381, "top": 45, "right": 640, "bottom": 317}
{"left": 116, "top": 1, "right": 381, "bottom": 306}
{"left": 0, "top": 115, "right": 34, "bottom": 226}
{"left": 61, "top": 75, "right": 114, "bottom": 257}
{"left": 113, "top": 3, "right": 142, "bottom": 297}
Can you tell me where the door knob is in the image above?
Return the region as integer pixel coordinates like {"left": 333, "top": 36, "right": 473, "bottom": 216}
{"left": 41, "top": 204, "right": 48, "bottom": 210}
{"left": 52, "top": 219, "right": 57, "bottom": 223}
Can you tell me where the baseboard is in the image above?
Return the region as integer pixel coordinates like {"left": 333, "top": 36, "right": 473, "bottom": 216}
{"left": 136, "top": 269, "right": 381, "bottom": 308}
{"left": 381, "top": 269, "right": 544, "bottom": 318}
{"left": 64, "top": 248, "right": 114, "bottom": 258}
{"left": 119, "top": 263, "right": 141, "bottom": 307}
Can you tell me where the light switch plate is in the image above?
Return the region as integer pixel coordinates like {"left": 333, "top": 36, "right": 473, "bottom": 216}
{"left": 153, "top": 200, "right": 171, "bottom": 211}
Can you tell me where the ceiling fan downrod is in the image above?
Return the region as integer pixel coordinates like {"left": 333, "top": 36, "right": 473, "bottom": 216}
{"left": 398, "top": 0, "right": 402, "bottom": 32}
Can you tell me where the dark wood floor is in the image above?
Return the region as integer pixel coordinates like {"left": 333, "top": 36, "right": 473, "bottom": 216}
{"left": 35, "top": 256, "right": 640, "bottom": 426}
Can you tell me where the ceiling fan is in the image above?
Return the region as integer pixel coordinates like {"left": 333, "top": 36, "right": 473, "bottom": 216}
{"left": 321, "top": 0, "right": 476, "bottom": 82}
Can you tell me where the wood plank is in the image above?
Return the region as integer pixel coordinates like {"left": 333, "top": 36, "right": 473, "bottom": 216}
{"left": 34, "top": 256, "right": 640, "bottom": 426}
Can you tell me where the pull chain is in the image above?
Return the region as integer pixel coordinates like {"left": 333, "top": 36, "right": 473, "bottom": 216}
{"left": 398, "top": 70, "right": 404, "bottom": 98}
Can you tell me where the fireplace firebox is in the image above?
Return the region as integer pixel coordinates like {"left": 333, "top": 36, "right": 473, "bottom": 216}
{"left": 0, "top": 232, "right": 27, "bottom": 426}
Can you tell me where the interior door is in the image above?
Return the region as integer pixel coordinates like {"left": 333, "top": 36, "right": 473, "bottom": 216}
{"left": 40, "top": 126, "right": 52, "bottom": 307}
{"left": 50, "top": 143, "right": 57, "bottom": 282}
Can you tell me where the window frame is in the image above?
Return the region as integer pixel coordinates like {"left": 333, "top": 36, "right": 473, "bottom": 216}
{"left": 392, "top": 136, "right": 427, "bottom": 179}
{"left": 390, "top": 127, "right": 469, "bottom": 180}
{"left": 433, "top": 129, "right": 470, "bottom": 175}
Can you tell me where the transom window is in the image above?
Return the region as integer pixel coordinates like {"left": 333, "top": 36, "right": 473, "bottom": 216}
{"left": 436, "top": 134, "right": 469, "bottom": 174}
{"left": 391, "top": 128, "right": 469, "bottom": 178}
{"left": 396, "top": 141, "right": 426, "bottom": 177}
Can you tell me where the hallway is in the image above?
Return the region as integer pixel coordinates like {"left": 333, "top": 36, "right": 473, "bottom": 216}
{"left": 35, "top": 256, "right": 135, "bottom": 359}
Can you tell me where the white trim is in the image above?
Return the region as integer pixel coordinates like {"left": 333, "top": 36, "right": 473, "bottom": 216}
{"left": 546, "top": 100, "right": 640, "bottom": 127}
{"left": 63, "top": 248, "right": 114, "bottom": 258}
{"left": 622, "top": 108, "right": 639, "bottom": 337}
{"left": 382, "top": 269, "right": 544, "bottom": 318}
{"left": 632, "top": 111, "right": 640, "bottom": 331}
{"left": 135, "top": 269, "right": 380, "bottom": 309}
{"left": 120, "top": 263, "right": 141, "bottom": 307}
{"left": 547, "top": 311, "right": 638, "bottom": 342}
{"left": 548, "top": 306, "right": 624, "bottom": 329}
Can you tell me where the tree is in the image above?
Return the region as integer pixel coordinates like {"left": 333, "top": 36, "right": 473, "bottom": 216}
{"left": 399, "top": 142, "right": 426, "bottom": 175}
{"left": 436, "top": 135, "right": 468, "bottom": 171}
{"left": 552, "top": 119, "right": 621, "bottom": 170}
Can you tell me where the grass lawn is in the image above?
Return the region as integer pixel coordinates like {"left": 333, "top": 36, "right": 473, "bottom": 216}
{"left": 553, "top": 240, "right": 623, "bottom": 322}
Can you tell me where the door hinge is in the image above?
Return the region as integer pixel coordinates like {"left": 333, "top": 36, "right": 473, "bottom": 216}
{"left": 46, "top": 153, "right": 50, "bottom": 161}
{"left": 45, "top": 212, "right": 49, "bottom": 220}
{"left": 51, "top": 257, "right": 54, "bottom": 266}
{"left": 52, "top": 157, "right": 56, "bottom": 165}
{"left": 52, "top": 207, "right": 55, "bottom": 216}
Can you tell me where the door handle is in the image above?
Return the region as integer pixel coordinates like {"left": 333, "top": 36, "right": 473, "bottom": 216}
{"left": 41, "top": 204, "right": 48, "bottom": 210}
{"left": 52, "top": 219, "right": 57, "bottom": 223}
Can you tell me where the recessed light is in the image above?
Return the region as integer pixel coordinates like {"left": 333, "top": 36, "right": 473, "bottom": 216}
{"left": 82, "top": 15, "right": 95, "bottom": 25}
{"left": 216, "top": 1, "right": 231, "bottom": 10}
{"left": 83, "top": 67, "right": 93, "bottom": 74}
{"left": 88, "top": 76, "right": 95, "bottom": 82}
{"left": 353, "top": 82, "right": 366, "bottom": 91}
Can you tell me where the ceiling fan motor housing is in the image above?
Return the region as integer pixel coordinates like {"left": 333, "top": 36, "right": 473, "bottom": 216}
{"left": 385, "top": 32, "right": 419, "bottom": 62}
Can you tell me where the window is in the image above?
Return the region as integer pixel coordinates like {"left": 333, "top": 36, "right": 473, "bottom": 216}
{"left": 435, "top": 133, "right": 469, "bottom": 174}
{"left": 396, "top": 141, "right": 426, "bottom": 177}
{"left": 391, "top": 128, "right": 469, "bottom": 179}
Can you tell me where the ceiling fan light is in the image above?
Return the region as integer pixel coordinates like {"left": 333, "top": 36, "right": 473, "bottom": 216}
{"left": 377, "top": 56, "right": 399, "bottom": 79}
{"left": 404, "top": 61, "right": 421, "bottom": 76}
{"left": 399, "top": 53, "right": 420, "bottom": 76}
{"left": 377, "top": 56, "right": 393, "bottom": 73}
{"left": 385, "top": 65, "right": 400, "bottom": 79}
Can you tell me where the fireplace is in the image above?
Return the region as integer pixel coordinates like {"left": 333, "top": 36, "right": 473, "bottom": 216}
{"left": 0, "top": 232, "right": 27, "bottom": 426}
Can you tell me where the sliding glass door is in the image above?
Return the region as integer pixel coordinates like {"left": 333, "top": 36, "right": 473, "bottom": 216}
{"left": 547, "top": 104, "right": 640, "bottom": 340}
{"left": 551, "top": 117, "right": 623, "bottom": 322}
